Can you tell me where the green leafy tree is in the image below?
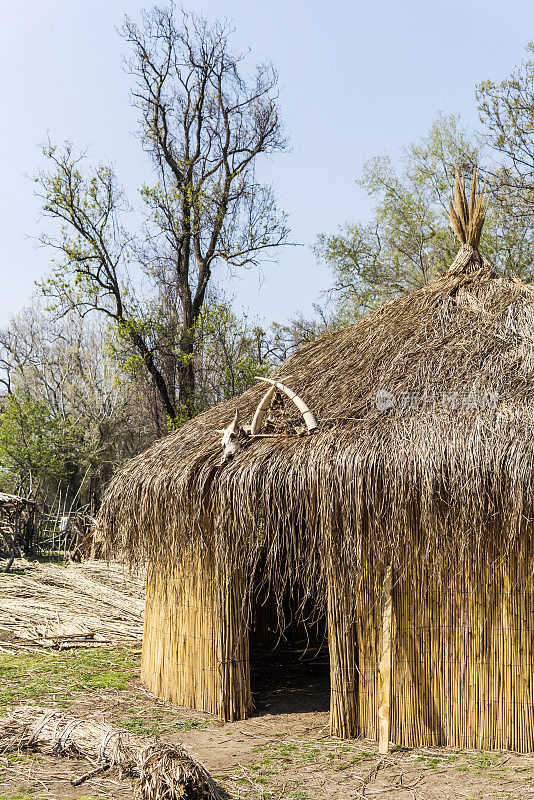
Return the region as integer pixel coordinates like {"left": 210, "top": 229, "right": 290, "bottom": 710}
{"left": 105, "top": 296, "right": 271, "bottom": 429}
{"left": 476, "top": 42, "right": 534, "bottom": 261}
{"left": 0, "top": 307, "right": 156, "bottom": 506}
{"left": 0, "top": 393, "right": 84, "bottom": 498}
{"left": 194, "top": 301, "right": 269, "bottom": 409}
{"left": 268, "top": 304, "right": 342, "bottom": 362}
{"left": 315, "top": 114, "right": 534, "bottom": 322}
{"left": 477, "top": 43, "right": 534, "bottom": 199}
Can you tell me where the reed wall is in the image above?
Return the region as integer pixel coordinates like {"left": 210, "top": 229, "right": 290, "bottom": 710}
{"left": 327, "top": 569, "right": 358, "bottom": 738}
{"left": 141, "top": 527, "right": 534, "bottom": 750}
{"left": 142, "top": 556, "right": 251, "bottom": 720}
{"left": 216, "top": 562, "right": 252, "bottom": 721}
{"left": 353, "top": 538, "right": 534, "bottom": 751}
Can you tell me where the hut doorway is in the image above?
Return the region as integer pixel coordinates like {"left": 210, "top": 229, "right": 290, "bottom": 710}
{"left": 249, "top": 586, "right": 330, "bottom": 717}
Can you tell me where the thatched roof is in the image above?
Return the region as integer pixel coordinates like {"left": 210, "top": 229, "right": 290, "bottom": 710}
{"left": 100, "top": 178, "right": 534, "bottom": 602}
{"left": 0, "top": 493, "right": 35, "bottom": 512}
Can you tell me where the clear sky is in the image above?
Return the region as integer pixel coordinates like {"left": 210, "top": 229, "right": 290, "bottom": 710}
{"left": 2, "top": 0, "right": 534, "bottom": 327}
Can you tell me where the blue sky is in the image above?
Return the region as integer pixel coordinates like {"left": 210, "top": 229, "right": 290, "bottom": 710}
{"left": 2, "top": 0, "right": 534, "bottom": 327}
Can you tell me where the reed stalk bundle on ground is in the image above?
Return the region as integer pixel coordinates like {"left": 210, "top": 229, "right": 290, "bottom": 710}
{"left": 100, "top": 173, "right": 534, "bottom": 750}
{"left": 0, "top": 705, "right": 225, "bottom": 800}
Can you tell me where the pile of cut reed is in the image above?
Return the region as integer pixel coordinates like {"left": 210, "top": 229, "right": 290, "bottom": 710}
{"left": 0, "top": 559, "right": 145, "bottom": 651}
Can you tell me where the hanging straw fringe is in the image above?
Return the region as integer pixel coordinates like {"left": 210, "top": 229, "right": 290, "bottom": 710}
{"left": 0, "top": 705, "right": 226, "bottom": 800}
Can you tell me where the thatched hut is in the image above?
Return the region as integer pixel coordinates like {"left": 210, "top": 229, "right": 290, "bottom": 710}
{"left": 101, "top": 175, "right": 534, "bottom": 752}
{"left": 0, "top": 492, "right": 36, "bottom": 570}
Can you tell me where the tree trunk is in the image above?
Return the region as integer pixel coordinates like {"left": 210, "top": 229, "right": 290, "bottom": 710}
{"left": 177, "top": 325, "right": 196, "bottom": 420}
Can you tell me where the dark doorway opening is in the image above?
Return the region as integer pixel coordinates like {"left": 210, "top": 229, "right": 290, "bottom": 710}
{"left": 249, "top": 587, "right": 330, "bottom": 716}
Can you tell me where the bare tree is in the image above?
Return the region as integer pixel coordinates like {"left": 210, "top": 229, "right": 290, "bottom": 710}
{"left": 37, "top": 5, "right": 289, "bottom": 424}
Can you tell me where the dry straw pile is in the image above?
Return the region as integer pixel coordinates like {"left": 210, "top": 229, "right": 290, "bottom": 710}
{"left": 100, "top": 173, "right": 534, "bottom": 750}
{"left": 0, "top": 560, "right": 144, "bottom": 651}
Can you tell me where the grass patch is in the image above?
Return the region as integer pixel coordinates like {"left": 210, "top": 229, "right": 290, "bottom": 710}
{"left": 0, "top": 648, "right": 140, "bottom": 709}
{"left": 455, "top": 753, "right": 506, "bottom": 776}
{"left": 415, "top": 754, "right": 455, "bottom": 769}
{"left": 0, "top": 794, "right": 39, "bottom": 800}
{"left": 250, "top": 738, "right": 377, "bottom": 782}
{"left": 118, "top": 711, "right": 207, "bottom": 737}
{"left": 3, "top": 752, "right": 38, "bottom": 764}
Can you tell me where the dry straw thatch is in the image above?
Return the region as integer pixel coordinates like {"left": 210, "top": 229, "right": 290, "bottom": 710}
{"left": 100, "top": 172, "right": 534, "bottom": 749}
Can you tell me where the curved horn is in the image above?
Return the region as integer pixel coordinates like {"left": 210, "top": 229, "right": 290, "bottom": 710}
{"left": 250, "top": 375, "right": 293, "bottom": 435}
{"left": 250, "top": 385, "right": 277, "bottom": 435}
{"left": 255, "top": 377, "right": 318, "bottom": 432}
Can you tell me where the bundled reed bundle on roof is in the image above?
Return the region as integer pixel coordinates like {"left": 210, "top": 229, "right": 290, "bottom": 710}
{"left": 100, "top": 172, "right": 534, "bottom": 751}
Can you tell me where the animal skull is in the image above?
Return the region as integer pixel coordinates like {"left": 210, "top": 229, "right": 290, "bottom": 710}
{"left": 218, "top": 410, "right": 245, "bottom": 464}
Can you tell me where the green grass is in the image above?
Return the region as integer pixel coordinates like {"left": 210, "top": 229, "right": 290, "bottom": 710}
{"left": 3, "top": 753, "right": 38, "bottom": 764}
{"left": 118, "top": 710, "right": 207, "bottom": 736}
{"left": 0, "top": 793, "right": 39, "bottom": 800}
{"left": 0, "top": 648, "right": 140, "bottom": 709}
{"left": 414, "top": 753, "right": 459, "bottom": 768}
{"left": 468, "top": 754, "right": 504, "bottom": 770}
{"left": 455, "top": 753, "right": 507, "bottom": 776}
{"left": 243, "top": 737, "right": 377, "bottom": 792}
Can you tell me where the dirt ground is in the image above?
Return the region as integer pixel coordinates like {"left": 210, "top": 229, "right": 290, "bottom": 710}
{"left": 1, "top": 560, "right": 534, "bottom": 800}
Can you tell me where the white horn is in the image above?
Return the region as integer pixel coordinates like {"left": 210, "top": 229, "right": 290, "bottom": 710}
{"left": 250, "top": 374, "right": 293, "bottom": 435}
{"left": 254, "top": 377, "right": 318, "bottom": 432}
{"left": 250, "top": 385, "right": 277, "bottom": 435}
